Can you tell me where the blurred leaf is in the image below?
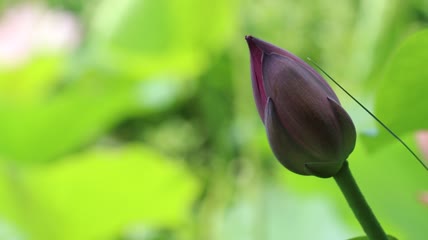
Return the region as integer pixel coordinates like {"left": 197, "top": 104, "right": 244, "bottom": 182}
{"left": 0, "top": 71, "right": 138, "bottom": 163}
{"left": 220, "top": 183, "right": 354, "bottom": 240}
{"left": 20, "top": 145, "right": 198, "bottom": 240}
{"left": 351, "top": 133, "right": 428, "bottom": 240}
{"left": 348, "top": 235, "right": 397, "bottom": 240}
{"left": 0, "top": 164, "right": 29, "bottom": 240}
{"left": 0, "top": 55, "right": 66, "bottom": 104}
{"left": 375, "top": 30, "right": 428, "bottom": 145}
{"left": 46, "top": 0, "right": 86, "bottom": 13}
{"left": 89, "top": 0, "right": 238, "bottom": 79}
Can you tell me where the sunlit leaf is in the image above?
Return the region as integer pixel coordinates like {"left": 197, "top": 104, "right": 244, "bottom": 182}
{"left": 351, "top": 133, "right": 428, "bottom": 240}
{"left": 0, "top": 55, "right": 66, "bottom": 104}
{"left": 375, "top": 30, "right": 428, "bottom": 144}
{"left": 0, "top": 71, "right": 138, "bottom": 163}
{"left": 20, "top": 145, "right": 199, "bottom": 240}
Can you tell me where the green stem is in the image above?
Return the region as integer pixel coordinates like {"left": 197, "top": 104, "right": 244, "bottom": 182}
{"left": 334, "top": 161, "right": 388, "bottom": 240}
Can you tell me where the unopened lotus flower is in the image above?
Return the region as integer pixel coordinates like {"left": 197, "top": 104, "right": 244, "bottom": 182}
{"left": 245, "top": 36, "right": 356, "bottom": 178}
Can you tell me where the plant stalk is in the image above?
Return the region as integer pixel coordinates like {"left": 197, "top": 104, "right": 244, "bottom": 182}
{"left": 334, "top": 161, "right": 388, "bottom": 240}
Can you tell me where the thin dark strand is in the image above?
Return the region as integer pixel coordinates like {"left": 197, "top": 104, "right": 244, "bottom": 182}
{"left": 307, "top": 57, "right": 427, "bottom": 171}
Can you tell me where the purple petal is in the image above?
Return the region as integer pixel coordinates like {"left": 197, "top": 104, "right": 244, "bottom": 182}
{"left": 262, "top": 52, "right": 342, "bottom": 161}
{"left": 266, "top": 98, "right": 348, "bottom": 177}
{"left": 327, "top": 97, "right": 356, "bottom": 159}
{"left": 265, "top": 98, "right": 316, "bottom": 175}
{"left": 245, "top": 36, "right": 338, "bottom": 103}
{"left": 245, "top": 36, "right": 267, "bottom": 121}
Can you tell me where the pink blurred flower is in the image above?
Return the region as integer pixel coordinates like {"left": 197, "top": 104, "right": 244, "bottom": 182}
{"left": 415, "top": 131, "right": 428, "bottom": 206}
{"left": 419, "top": 192, "right": 428, "bottom": 206}
{"left": 0, "top": 3, "right": 81, "bottom": 67}
{"left": 416, "top": 130, "right": 428, "bottom": 161}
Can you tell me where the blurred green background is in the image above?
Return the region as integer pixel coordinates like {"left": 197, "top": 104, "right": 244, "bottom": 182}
{"left": 0, "top": 0, "right": 427, "bottom": 239}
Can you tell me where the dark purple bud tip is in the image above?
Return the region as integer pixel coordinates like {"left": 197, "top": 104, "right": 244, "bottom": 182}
{"left": 247, "top": 36, "right": 356, "bottom": 178}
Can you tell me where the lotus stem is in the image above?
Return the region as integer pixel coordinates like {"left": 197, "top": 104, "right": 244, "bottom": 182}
{"left": 333, "top": 161, "right": 388, "bottom": 240}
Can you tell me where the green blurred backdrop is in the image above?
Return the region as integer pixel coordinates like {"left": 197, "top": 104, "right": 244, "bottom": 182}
{"left": 0, "top": 0, "right": 427, "bottom": 239}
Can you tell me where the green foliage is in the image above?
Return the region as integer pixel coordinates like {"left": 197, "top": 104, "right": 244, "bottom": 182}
{"left": 348, "top": 235, "right": 397, "bottom": 240}
{"left": 375, "top": 30, "right": 428, "bottom": 144}
{"left": 352, "top": 134, "right": 428, "bottom": 240}
{"left": 0, "top": 146, "right": 198, "bottom": 240}
{"left": 0, "top": 0, "right": 427, "bottom": 239}
{"left": 89, "top": 0, "right": 237, "bottom": 79}
{"left": 0, "top": 71, "right": 138, "bottom": 163}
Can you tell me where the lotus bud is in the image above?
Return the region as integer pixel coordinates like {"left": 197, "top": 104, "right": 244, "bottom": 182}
{"left": 245, "top": 35, "right": 356, "bottom": 178}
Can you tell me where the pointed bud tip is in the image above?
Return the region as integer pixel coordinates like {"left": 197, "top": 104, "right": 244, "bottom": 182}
{"left": 245, "top": 35, "right": 266, "bottom": 48}
{"left": 245, "top": 35, "right": 256, "bottom": 46}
